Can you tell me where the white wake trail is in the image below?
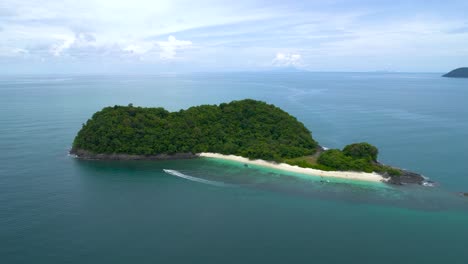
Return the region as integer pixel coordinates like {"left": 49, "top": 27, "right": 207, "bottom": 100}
{"left": 163, "top": 169, "right": 233, "bottom": 187}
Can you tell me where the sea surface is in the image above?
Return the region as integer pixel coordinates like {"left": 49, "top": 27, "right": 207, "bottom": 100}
{"left": 1, "top": 72, "right": 468, "bottom": 263}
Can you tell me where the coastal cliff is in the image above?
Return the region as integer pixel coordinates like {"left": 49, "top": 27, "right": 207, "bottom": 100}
{"left": 71, "top": 99, "right": 427, "bottom": 185}
{"left": 442, "top": 67, "right": 468, "bottom": 78}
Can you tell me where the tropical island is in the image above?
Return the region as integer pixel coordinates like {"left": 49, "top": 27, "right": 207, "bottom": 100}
{"left": 442, "top": 67, "right": 468, "bottom": 78}
{"left": 71, "top": 99, "right": 426, "bottom": 185}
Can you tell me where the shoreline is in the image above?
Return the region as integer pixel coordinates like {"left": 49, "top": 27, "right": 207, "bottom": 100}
{"left": 198, "top": 152, "right": 387, "bottom": 183}
{"left": 70, "top": 148, "right": 427, "bottom": 185}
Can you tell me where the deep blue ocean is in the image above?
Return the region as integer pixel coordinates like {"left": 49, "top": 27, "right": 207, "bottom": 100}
{"left": 1, "top": 72, "right": 468, "bottom": 263}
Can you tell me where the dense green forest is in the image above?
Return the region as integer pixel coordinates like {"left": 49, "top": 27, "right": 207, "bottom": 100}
{"left": 73, "top": 99, "right": 318, "bottom": 161}
{"left": 72, "top": 99, "right": 401, "bottom": 175}
{"left": 316, "top": 143, "right": 401, "bottom": 176}
{"left": 283, "top": 142, "right": 401, "bottom": 176}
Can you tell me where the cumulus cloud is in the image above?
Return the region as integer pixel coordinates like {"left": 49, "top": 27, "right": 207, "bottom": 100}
{"left": 122, "top": 36, "right": 192, "bottom": 60}
{"left": 50, "top": 35, "right": 75, "bottom": 56}
{"left": 272, "top": 52, "right": 302, "bottom": 67}
{"left": 13, "top": 48, "right": 28, "bottom": 54}
{"left": 2, "top": 0, "right": 468, "bottom": 72}
{"left": 0, "top": 47, "right": 28, "bottom": 57}
{"left": 156, "top": 35, "right": 192, "bottom": 60}
{"left": 49, "top": 32, "right": 98, "bottom": 57}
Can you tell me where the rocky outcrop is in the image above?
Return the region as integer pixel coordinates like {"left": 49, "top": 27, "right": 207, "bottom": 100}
{"left": 371, "top": 160, "right": 427, "bottom": 185}
{"left": 381, "top": 169, "right": 427, "bottom": 185}
{"left": 388, "top": 170, "right": 426, "bottom": 185}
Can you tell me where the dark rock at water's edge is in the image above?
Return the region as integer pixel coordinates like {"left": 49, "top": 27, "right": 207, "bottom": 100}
{"left": 460, "top": 192, "right": 468, "bottom": 197}
{"left": 369, "top": 160, "right": 427, "bottom": 185}
{"left": 70, "top": 148, "right": 198, "bottom": 160}
{"left": 442, "top": 67, "right": 468, "bottom": 78}
{"left": 384, "top": 170, "right": 427, "bottom": 185}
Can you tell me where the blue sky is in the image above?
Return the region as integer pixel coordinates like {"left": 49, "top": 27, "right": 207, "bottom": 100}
{"left": 1, "top": 0, "right": 468, "bottom": 74}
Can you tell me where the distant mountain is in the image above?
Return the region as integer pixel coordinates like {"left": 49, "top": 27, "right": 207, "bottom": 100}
{"left": 442, "top": 67, "right": 468, "bottom": 78}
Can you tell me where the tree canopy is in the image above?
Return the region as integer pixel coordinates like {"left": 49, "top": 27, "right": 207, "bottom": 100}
{"left": 343, "top": 142, "right": 378, "bottom": 161}
{"left": 317, "top": 143, "right": 401, "bottom": 176}
{"left": 72, "top": 99, "right": 319, "bottom": 161}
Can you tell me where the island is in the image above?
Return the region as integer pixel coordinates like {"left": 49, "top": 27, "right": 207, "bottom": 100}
{"left": 71, "top": 99, "right": 427, "bottom": 185}
{"left": 442, "top": 67, "right": 468, "bottom": 78}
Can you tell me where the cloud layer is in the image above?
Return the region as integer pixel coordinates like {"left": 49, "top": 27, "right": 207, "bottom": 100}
{"left": 1, "top": 0, "right": 468, "bottom": 73}
{"left": 272, "top": 53, "right": 302, "bottom": 67}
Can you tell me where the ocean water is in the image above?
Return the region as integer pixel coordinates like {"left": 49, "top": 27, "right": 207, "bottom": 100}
{"left": 1, "top": 72, "right": 468, "bottom": 263}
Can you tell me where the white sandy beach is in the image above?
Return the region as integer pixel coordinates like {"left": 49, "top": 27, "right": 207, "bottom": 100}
{"left": 198, "top": 152, "right": 387, "bottom": 183}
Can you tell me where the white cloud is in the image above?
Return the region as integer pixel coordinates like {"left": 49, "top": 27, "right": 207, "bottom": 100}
{"left": 48, "top": 32, "right": 99, "bottom": 57}
{"left": 1, "top": 0, "right": 468, "bottom": 72}
{"left": 272, "top": 52, "right": 302, "bottom": 67}
{"left": 121, "top": 36, "right": 192, "bottom": 61}
{"left": 50, "top": 35, "right": 75, "bottom": 56}
{"left": 0, "top": 0, "right": 263, "bottom": 61}
{"left": 156, "top": 35, "right": 192, "bottom": 59}
{"left": 13, "top": 48, "right": 28, "bottom": 54}
{"left": 0, "top": 47, "right": 29, "bottom": 57}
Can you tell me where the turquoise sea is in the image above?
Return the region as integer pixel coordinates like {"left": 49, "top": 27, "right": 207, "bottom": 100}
{"left": 1, "top": 72, "right": 468, "bottom": 263}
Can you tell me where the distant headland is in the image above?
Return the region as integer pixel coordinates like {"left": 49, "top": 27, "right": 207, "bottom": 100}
{"left": 442, "top": 67, "right": 468, "bottom": 78}
{"left": 71, "top": 99, "right": 428, "bottom": 185}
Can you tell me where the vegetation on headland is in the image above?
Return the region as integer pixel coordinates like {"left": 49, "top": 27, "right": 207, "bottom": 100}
{"left": 286, "top": 142, "right": 402, "bottom": 176}
{"left": 72, "top": 99, "right": 404, "bottom": 177}
{"left": 442, "top": 67, "right": 468, "bottom": 78}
